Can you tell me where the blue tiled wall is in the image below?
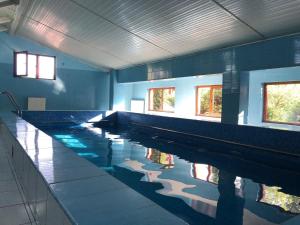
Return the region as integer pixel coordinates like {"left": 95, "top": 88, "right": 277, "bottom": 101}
{"left": 22, "top": 110, "right": 107, "bottom": 124}
{"left": 114, "top": 111, "right": 300, "bottom": 155}
{"left": 117, "top": 33, "right": 300, "bottom": 83}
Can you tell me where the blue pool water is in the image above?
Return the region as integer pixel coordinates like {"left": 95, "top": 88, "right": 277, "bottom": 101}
{"left": 37, "top": 122, "right": 300, "bottom": 225}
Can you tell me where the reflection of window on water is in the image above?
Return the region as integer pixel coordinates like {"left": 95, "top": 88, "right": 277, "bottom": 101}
{"left": 191, "top": 164, "right": 244, "bottom": 195}
{"left": 146, "top": 148, "right": 174, "bottom": 169}
{"left": 54, "top": 134, "right": 87, "bottom": 148}
{"left": 191, "top": 164, "right": 219, "bottom": 184}
{"left": 257, "top": 184, "right": 300, "bottom": 214}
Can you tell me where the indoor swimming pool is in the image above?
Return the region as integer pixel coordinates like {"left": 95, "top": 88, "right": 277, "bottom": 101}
{"left": 30, "top": 121, "right": 300, "bottom": 225}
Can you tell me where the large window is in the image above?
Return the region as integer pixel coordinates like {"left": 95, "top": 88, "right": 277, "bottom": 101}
{"left": 196, "top": 85, "right": 222, "bottom": 117}
{"left": 14, "top": 52, "right": 56, "bottom": 80}
{"left": 148, "top": 87, "right": 175, "bottom": 112}
{"left": 263, "top": 82, "right": 300, "bottom": 125}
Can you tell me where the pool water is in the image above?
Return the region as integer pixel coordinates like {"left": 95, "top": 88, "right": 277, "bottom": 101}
{"left": 38, "top": 123, "right": 300, "bottom": 225}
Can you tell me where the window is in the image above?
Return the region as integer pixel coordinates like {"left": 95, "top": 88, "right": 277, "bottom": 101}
{"left": 148, "top": 87, "right": 175, "bottom": 112}
{"left": 263, "top": 82, "right": 300, "bottom": 125}
{"left": 14, "top": 52, "right": 56, "bottom": 80}
{"left": 196, "top": 85, "right": 222, "bottom": 117}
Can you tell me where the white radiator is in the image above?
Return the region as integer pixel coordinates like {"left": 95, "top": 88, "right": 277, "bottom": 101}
{"left": 27, "top": 97, "right": 46, "bottom": 111}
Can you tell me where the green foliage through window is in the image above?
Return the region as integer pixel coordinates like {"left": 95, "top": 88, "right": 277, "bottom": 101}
{"left": 149, "top": 88, "right": 175, "bottom": 112}
{"left": 265, "top": 83, "right": 300, "bottom": 124}
{"left": 197, "top": 86, "right": 222, "bottom": 117}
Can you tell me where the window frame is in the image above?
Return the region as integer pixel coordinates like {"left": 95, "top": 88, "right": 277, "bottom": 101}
{"left": 14, "top": 51, "right": 56, "bottom": 80}
{"left": 196, "top": 85, "right": 222, "bottom": 118}
{"left": 263, "top": 81, "right": 300, "bottom": 126}
{"left": 148, "top": 87, "right": 175, "bottom": 113}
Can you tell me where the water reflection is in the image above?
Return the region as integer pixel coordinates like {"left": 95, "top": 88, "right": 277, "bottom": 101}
{"left": 191, "top": 164, "right": 219, "bottom": 184}
{"left": 146, "top": 148, "right": 174, "bottom": 169}
{"left": 257, "top": 184, "right": 300, "bottom": 214}
{"left": 42, "top": 126, "right": 300, "bottom": 225}
{"left": 216, "top": 170, "right": 244, "bottom": 225}
{"left": 191, "top": 164, "right": 244, "bottom": 197}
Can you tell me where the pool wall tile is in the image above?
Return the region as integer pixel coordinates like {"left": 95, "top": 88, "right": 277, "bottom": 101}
{"left": 115, "top": 111, "right": 300, "bottom": 155}
{"left": 22, "top": 110, "right": 107, "bottom": 125}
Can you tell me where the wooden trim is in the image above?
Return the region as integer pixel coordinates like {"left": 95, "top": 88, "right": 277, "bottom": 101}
{"left": 195, "top": 85, "right": 222, "bottom": 117}
{"left": 262, "top": 83, "right": 268, "bottom": 122}
{"left": 263, "top": 81, "right": 300, "bottom": 126}
{"left": 36, "top": 54, "right": 39, "bottom": 79}
{"left": 148, "top": 87, "right": 175, "bottom": 113}
{"left": 263, "top": 81, "right": 300, "bottom": 85}
{"left": 263, "top": 120, "right": 300, "bottom": 126}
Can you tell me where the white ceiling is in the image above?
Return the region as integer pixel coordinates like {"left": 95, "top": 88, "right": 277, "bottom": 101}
{"left": 0, "top": 0, "right": 17, "bottom": 32}
{"left": 7, "top": 0, "right": 300, "bottom": 70}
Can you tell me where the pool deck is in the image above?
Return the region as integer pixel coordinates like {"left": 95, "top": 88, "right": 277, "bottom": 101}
{"left": 0, "top": 139, "right": 37, "bottom": 225}
{"left": 0, "top": 112, "right": 188, "bottom": 225}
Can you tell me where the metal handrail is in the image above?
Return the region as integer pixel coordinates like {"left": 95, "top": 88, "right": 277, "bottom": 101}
{"left": 0, "top": 91, "right": 22, "bottom": 117}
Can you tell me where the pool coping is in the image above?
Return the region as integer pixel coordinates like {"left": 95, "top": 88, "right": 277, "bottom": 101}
{"left": 0, "top": 111, "right": 188, "bottom": 225}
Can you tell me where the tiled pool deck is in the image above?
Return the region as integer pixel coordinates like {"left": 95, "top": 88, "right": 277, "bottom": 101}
{"left": 0, "top": 112, "right": 187, "bottom": 225}
{"left": 0, "top": 139, "right": 37, "bottom": 225}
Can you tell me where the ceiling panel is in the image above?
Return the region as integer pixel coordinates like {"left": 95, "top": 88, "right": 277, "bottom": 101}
{"left": 11, "top": 0, "right": 300, "bottom": 69}
{"left": 215, "top": 0, "right": 300, "bottom": 37}
{"left": 17, "top": 18, "right": 129, "bottom": 69}
{"left": 0, "top": 3, "right": 17, "bottom": 32}
{"left": 16, "top": 0, "right": 173, "bottom": 68}
{"left": 72, "top": 0, "right": 260, "bottom": 54}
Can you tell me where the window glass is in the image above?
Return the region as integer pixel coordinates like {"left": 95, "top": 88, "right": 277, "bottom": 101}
{"left": 15, "top": 53, "right": 27, "bottom": 76}
{"left": 264, "top": 82, "right": 300, "bottom": 125}
{"left": 38, "top": 56, "right": 55, "bottom": 79}
{"left": 28, "top": 54, "right": 37, "bottom": 78}
{"left": 212, "top": 88, "right": 222, "bottom": 115}
{"left": 198, "top": 87, "right": 210, "bottom": 115}
{"left": 149, "top": 88, "right": 175, "bottom": 112}
{"left": 163, "top": 88, "right": 175, "bottom": 112}
{"left": 196, "top": 86, "right": 222, "bottom": 117}
{"left": 14, "top": 52, "right": 55, "bottom": 80}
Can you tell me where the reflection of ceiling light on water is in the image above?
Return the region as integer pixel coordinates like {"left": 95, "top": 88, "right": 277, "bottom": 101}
{"left": 112, "top": 139, "right": 124, "bottom": 144}
{"left": 87, "top": 114, "right": 103, "bottom": 123}
{"left": 77, "top": 152, "right": 99, "bottom": 158}
{"left": 105, "top": 132, "right": 120, "bottom": 140}
{"left": 54, "top": 134, "right": 73, "bottom": 139}
{"left": 54, "top": 134, "right": 87, "bottom": 148}
{"left": 88, "top": 127, "right": 102, "bottom": 135}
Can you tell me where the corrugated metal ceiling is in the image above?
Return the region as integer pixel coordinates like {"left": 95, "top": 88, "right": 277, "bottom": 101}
{"left": 9, "top": 0, "right": 300, "bottom": 70}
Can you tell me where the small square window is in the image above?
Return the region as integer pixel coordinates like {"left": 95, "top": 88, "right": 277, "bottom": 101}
{"left": 263, "top": 82, "right": 300, "bottom": 125}
{"left": 196, "top": 85, "right": 222, "bottom": 118}
{"left": 14, "top": 52, "right": 56, "bottom": 80}
{"left": 148, "top": 87, "right": 175, "bottom": 113}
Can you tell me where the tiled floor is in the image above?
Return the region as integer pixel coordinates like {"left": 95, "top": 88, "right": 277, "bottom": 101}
{"left": 0, "top": 141, "right": 37, "bottom": 225}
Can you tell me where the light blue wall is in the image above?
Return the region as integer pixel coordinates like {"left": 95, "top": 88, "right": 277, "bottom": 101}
{"left": 0, "top": 32, "right": 110, "bottom": 111}
{"left": 246, "top": 66, "right": 300, "bottom": 131}
{"left": 114, "top": 74, "right": 222, "bottom": 120}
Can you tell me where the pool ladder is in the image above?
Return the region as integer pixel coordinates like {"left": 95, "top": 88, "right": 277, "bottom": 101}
{"left": 0, "top": 91, "right": 22, "bottom": 117}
